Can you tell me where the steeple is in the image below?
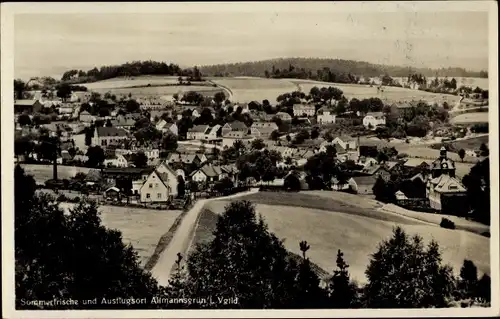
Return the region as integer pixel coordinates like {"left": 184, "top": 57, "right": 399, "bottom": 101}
{"left": 440, "top": 146, "right": 447, "bottom": 159}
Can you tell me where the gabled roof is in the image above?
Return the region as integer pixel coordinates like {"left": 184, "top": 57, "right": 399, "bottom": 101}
{"left": 85, "top": 169, "right": 101, "bottom": 182}
{"left": 227, "top": 120, "right": 248, "bottom": 131}
{"left": 15, "top": 99, "right": 39, "bottom": 106}
{"left": 192, "top": 164, "right": 223, "bottom": 178}
{"left": 96, "top": 127, "right": 128, "bottom": 137}
{"left": 189, "top": 125, "right": 210, "bottom": 133}
{"left": 430, "top": 174, "right": 466, "bottom": 193}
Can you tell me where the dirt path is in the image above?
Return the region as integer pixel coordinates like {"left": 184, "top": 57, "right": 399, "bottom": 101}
{"left": 150, "top": 188, "right": 259, "bottom": 287}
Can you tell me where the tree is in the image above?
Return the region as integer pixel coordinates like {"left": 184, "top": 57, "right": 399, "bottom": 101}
{"left": 328, "top": 250, "right": 359, "bottom": 308}
{"left": 213, "top": 92, "right": 226, "bottom": 106}
{"left": 86, "top": 146, "right": 105, "bottom": 168}
{"left": 84, "top": 126, "right": 94, "bottom": 146}
{"left": 18, "top": 114, "right": 32, "bottom": 126}
{"left": 162, "top": 132, "right": 178, "bottom": 153}
{"left": 479, "top": 143, "right": 489, "bottom": 157}
{"left": 177, "top": 175, "right": 186, "bottom": 198}
{"left": 132, "top": 151, "right": 148, "bottom": 168}
{"left": 125, "top": 99, "right": 141, "bottom": 113}
{"left": 310, "top": 127, "right": 320, "bottom": 139}
{"left": 56, "top": 83, "right": 72, "bottom": 102}
{"left": 14, "top": 79, "right": 26, "bottom": 99}
{"left": 458, "top": 149, "right": 466, "bottom": 162}
{"left": 376, "top": 151, "right": 389, "bottom": 164}
{"left": 15, "top": 166, "right": 162, "bottom": 309}
{"left": 477, "top": 274, "right": 491, "bottom": 302}
{"left": 175, "top": 201, "right": 322, "bottom": 308}
{"left": 251, "top": 139, "right": 266, "bottom": 150}
{"left": 105, "top": 119, "right": 113, "bottom": 127}
{"left": 284, "top": 172, "right": 301, "bottom": 191}
{"left": 458, "top": 260, "right": 478, "bottom": 299}
{"left": 364, "top": 227, "right": 455, "bottom": 308}
{"left": 213, "top": 177, "right": 234, "bottom": 195}
{"left": 270, "top": 130, "right": 280, "bottom": 141}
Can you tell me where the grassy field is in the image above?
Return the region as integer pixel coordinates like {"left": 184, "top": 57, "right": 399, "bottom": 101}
{"left": 21, "top": 164, "right": 91, "bottom": 184}
{"left": 289, "top": 79, "right": 460, "bottom": 105}
{"left": 192, "top": 192, "right": 490, "bottom": 283}
{"left": 450, "top": 112, "right": 490, "bottom": 125}
{"left": 444, "top": 135, "right": 489, "bottom": 151}
{"left": 59, "top": 202, "right": 182, "bottom": 267}
{"left": 210, "top": 77, "right": 298, "bottom": 103}
{"left": 82, "top": 76, "right": 180, "bottom": 90}
{"left": 88, "top": 85, "right": 224, "bottom": 98}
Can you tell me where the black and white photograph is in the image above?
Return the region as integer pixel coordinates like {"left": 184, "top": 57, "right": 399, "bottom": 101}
{"left": 1, "top": 1, "right": 498, "bottom": 318}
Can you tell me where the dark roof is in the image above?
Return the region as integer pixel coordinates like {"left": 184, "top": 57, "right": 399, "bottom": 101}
{"left": 228, "top": 120, "right": 248, "bottom": 131}
{"left": 189, "top": 125, "right": 209, "bottom": 133}
{"left": 96, "top": 126, "right": 128, "bottom": 137}
{"left": 103, "top": 167, "right": 154, "bottom": 175}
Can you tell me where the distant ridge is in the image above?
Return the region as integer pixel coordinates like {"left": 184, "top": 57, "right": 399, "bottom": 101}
{"left": 199, "top": 57, "right": 488, "bottom": 79}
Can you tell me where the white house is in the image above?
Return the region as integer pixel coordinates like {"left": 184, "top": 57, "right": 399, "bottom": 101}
{"left": 104, "top": 154, "right": 129, "bottom": 168}
{"left": 333, "top": 136, "right": 358, "bottom": 151}
{"left": 79, "top": 111, "right": 95, "bottom": 124}
{"left": 204, "top": 124, "right": 222, "bottom": 140}
{"left": 190, "top": 164, "right": 223, "bottom": 183}
{"left": 293, "top": 104, "right": 316, "bottom": 117}
{"left": 363, "top": 112, "right": 386, "bottom": 130}
{"left": 156, "top": 120, "right": 178, "bottom": 136}
{"left": 91, "top": 127, "right": 129, "bottom": 148}
{"left": 316, "top": 107, "right": 336, "bottom": 124}
{"left": 426, "top": 174, "right": 467, "bottom": 211}
{"left": 187, "top": 125, "right": 210, "bottom": 140}
{"left": 139, "top": 167, "right": 179, "bottom": 203}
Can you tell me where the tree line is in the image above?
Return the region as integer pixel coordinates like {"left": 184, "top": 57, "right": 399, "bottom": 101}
{"left": 15, "top": 166, "right": 491, "bottom": 309}
{"left": 60, "top": 61, "right": 203, "bottom": 84}
{"left": 200, "top": 57, "right": 488, "bottom": 78}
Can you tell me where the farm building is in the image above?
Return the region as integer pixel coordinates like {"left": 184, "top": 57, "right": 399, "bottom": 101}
{"left": 166, "top": 153, "right": 207, "bottom": 166}
{"left": 221, "top": 120, "right": 249, "bottom": 135}
{"left": 187, "top": 125, "right": 210, "bottom": 140}
{"left": 156, "top": 120, "right": 178, "bottom": 136}
{"left": 191, "top": 164, "right": 224, "bottom": 183}
{"left": 14, "top": 99, "right": 43, "bottom": 114}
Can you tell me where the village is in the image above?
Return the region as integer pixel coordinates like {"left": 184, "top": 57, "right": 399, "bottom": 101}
{"left": 14, "top": 76, "right": 489, "bottom": 218}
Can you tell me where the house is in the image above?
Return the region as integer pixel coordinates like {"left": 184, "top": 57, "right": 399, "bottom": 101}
{"left": 14, "top": 99, "right": 43, "bottom": 114}
{"left": 221, "top": 120, "right": 249, "bottom": 135}
{"left": 426, "top": 174, "right": 468, "bottom": 215}
{"left": 104, "top": 154, "right": 129, "bottom": 168}
{"left": 251, "top": 121, "right": 279, "bottom": 130}
{"left": 156, "top": 120, "right": 178, "bottom": 136}
{"left": 333, "top": 136, "right": 358, "bottom": 152}
{"left": 187, "top": 125, "right": 210, "bottom": 140}
{"left": 357, "top": 156, "right": 378, "bottom": 168}
{"left": 139, "top": 168, "right": 179, "bottom": 203}
{"left": 73, "top": 154, "right": 89, "bottom": 163}
{"left": 204, "top": 124, "right": 222, "bottom": 140}
{"left": 190, "top": 164, "right": 224, "bottom": 183}
{"left": 222, "top": 134, "right": 253, "bottom": 149}
{"left": 79, "top": 111, "right": 95, "bottom": 124}
{"left": 220, "top": 164, "right": 239, "bottom": 183}
{"left": 70, "top": 91, "right": 91, "bottom": 103}
{"left": 250, "top": 125, "right": 277, "bottom": 139}
{"left": 92, "top": 126, "right": 129, "bottom": 148}
{"left": 293, "top": 104, "right": 316, "bottom": 117}
{"left": 166, "top": 153, "right": 207, "bottom": 166}
{"left": 465, "top": 149, "right": 480, "bottom": 157}
{"left": 363, "top": 112, "right": 386, "bottom": 129}
{"left": 142, "top": 149, "right": 160, "bottom": 161}
{"left": 111, "top": 115, "right": 137, "bottom": 129}
{"left": 58, "top": 105, "right": 74, "bottom": 115}
{"left": 104, "top": 187, "right": 122, "bottom": 200}
{"left": 316, "top": 107, "right": 336, "bottom": 124}
{"left": 275, "top": 112, "right": 293, "bottom": 122}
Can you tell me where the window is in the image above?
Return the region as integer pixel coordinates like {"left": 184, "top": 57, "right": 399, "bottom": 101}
{"left": 157, "top": 193, "right": 162, "bottom": 199}
{"left": 155, "top": 183, "right": 159, "bottom": 188}
{"left": 149, "top": 183, "right": 153, "bottom": 188}
{"left": 146, "top": 193, "right": 150, "bottom": 199}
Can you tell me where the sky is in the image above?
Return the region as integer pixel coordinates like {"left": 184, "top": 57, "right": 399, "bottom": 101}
{"left": 13, "top": 9, "right": 490, "bottom": 80}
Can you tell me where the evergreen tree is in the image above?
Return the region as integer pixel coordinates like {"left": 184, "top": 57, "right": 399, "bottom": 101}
{"left": 328, "top": 250, "right": 359, "bottom": 308}
{"left": 458, "top": 260, "right": 478, "bottom": 299}
{"left": 476, "top": 274, "right": 491, "bottom": 303}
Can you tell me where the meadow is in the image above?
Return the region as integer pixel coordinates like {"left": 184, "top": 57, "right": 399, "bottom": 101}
{"left": 209, "top": 77, "right": 298, "bottom": 103}
{"left": 82, "top": 76, "right": 180, "bottom": 90}
{"left": 192, "top": 192, "right": 490, "bottom": 283}
{"left": 451, "top": 112, "right": 490, "bottom": 125}
{"left": 290, "top": 79, "right": 461, "bottom": 105}
{"left": 88, "top": 85, "right": 224, "bottom": 98}
{"left": 59, "top": 202, "right": 182, "bottom": 267}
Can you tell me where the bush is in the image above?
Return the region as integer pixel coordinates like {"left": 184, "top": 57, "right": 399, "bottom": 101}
{"left": 440, "top": 218, "right": 456, "bottom": 229}
{"left": 73, "top": 196, "right": 81, "bottom": 203}
{"left": 57, "top": 194, "right": 67, "bottom": 202}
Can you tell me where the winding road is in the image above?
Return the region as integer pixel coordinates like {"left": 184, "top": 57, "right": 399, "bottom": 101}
{"left": 150, "top": 188, "right": 259, "bottom": 286}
